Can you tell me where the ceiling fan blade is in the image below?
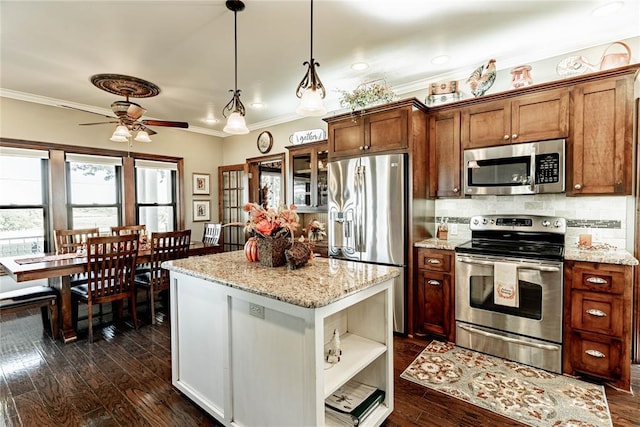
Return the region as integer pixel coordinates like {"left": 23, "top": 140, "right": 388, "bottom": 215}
{"left": 141, "top": 119, "right": 189, "bottom": 128}
{"left": 60, "top": 104, "right": 116, "bottom": 119}
{"left": 79, "top": 121, "right": 119, "bottom": 126}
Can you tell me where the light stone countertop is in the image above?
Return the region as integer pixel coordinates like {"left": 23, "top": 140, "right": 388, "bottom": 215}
{"left": 163, "top": 250, "right": 401, "bottom": 308}
{"left": 414, "top": 238, "right": 468, "bottom": 251}
{"left": 415, "top": 238, "right": 638, "bottom": 266}
{"left": 564, "top": 245, "right": 638, "bottom": 266}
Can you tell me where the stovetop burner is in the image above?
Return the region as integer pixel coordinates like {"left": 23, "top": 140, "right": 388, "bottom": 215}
{"left": 455, "top": 214, "right": 566, "bottom": 261}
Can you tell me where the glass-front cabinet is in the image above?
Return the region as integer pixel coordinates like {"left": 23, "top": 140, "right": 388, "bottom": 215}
{"left": 286, "top": 139, "right": 328, "bottom": 213}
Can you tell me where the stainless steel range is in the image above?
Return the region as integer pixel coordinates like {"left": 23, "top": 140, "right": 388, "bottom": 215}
{"left": 455, "top": 214, "right": 566, "bottom": 373}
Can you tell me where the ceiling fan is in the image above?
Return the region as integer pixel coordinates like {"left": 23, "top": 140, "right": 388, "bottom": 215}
{"left": 62, "top": 74, "right": 189, "bottom": 141}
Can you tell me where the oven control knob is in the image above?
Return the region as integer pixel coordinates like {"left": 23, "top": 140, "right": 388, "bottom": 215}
{"left": 472, "top": 218, "right": 479, "bottom": 225}
{"left": 553, "top": 220, "right": 563, "bottom": 228}
{"left": 542, "top": 220, "right": 551, "bottom": 227}
{"left": 482, "top": 218, "right": 488, "bottom": 225}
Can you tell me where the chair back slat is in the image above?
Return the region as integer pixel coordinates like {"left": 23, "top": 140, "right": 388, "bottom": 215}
{"left": 149, "top": 230, "right": 191, "bottom": 289}
{"left": 54, "top": 228, "right": 100, "bottom": 254}
{"left": 202, "top": 223, "right": 221, "bottom": 245}
{"left": 111, "top": 225, "right": 147, "bottom": 236}
{"left": 86, "top": 234, "right": 138, "bottom": 302}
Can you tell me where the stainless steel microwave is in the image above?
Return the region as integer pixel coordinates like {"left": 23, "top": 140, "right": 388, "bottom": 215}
{"left": 463, "top": 139, "right": 565, "bottom": 195}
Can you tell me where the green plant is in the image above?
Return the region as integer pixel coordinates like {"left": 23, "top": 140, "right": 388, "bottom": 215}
{"left": 339, "top": 81, "right": 396, "bottom": 115}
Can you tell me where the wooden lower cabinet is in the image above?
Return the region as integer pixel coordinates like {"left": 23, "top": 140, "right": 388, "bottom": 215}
{"left": 414, "top": 248, "right": 454, "bottom": 342}
{"left": 563, "top": 260, "right": 633, "bottom": 391}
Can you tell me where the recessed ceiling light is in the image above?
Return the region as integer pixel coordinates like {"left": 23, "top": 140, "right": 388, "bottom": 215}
{"left": 431, "top": 55, "right": 450, "bottom": 65}
{"left": 592, "top": 1, "right": 624, "bottom": 16}
{"left": 351, "top": 62, "right": 369, "bottom": 71}
{"left": 251, "top": 102, "right": 264, "bottom": 108}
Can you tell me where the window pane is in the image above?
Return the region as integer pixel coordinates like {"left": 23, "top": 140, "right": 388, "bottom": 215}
{"left": 0, "top": 208, "right": 45, "bottom": 256}
{"left": 71, "top": 207, "right": 118, "bottom": 234}
{"left": 136, "top": 168, "right": 173, "bottom": 204}
{"left": 69, "top": 162, "right": 117, "bottom": 204}
{"left": 139, "top": 206, "right": 174, "bottom": 232}
{"left": 0, "top": 157, "right": 42, "bottom": 205}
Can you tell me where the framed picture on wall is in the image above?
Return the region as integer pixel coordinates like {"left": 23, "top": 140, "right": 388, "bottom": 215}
{"left": 193, "top": 173, "right": 210, "bottom": 195}
{"left": 193, "top": 200, "right": 210, "bottom": 222}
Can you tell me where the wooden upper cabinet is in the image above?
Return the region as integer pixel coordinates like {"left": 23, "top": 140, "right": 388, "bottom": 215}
{"left": 569, "top": 74, "right": 633, "bottom": 195}
{"left": 428, "top": 109, "right": 462, "bottom": 198}
{"left": 327, "top": 102, "right": 415, "bottom": 158}
{"left": 461, "top": 88, "right": 569, "bottom": 149}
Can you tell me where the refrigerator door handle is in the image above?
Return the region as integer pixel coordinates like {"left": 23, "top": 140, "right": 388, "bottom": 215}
{"left": 356, "top": 165, "right": 366, "bottom": 252}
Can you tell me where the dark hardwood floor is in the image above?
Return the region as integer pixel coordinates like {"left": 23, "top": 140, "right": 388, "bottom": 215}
{"left": 1, "top": 307, "right": 638, "bottom": 426}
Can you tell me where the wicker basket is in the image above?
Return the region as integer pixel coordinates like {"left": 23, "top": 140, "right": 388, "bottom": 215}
{"left": 256, "top": 236, "right": 291, "bottom": 267}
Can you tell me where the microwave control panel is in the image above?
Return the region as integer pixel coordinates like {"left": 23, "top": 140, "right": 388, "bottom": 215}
{"left": 536, "top": 153, "right": 560, "bottom": 184}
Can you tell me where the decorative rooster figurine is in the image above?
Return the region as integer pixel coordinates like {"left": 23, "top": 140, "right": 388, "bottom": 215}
{"left": 466, "top": 59, "right": 496, "bottom": 97}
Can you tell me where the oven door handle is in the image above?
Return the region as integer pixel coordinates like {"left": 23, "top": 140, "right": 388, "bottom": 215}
{"left": 459, "top": 324, "right": 560, "bottom": 351}
{"left": 457, "top": 256, "right": 560, "bottom": 272}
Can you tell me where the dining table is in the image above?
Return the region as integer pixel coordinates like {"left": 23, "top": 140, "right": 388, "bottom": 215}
{"left": 0, "top": 241, "right": 222, "bottom": 343}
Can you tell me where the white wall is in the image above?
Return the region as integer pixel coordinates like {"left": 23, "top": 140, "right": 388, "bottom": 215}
{"left": 0, "top": 97, "right": 224, "bottom": 237}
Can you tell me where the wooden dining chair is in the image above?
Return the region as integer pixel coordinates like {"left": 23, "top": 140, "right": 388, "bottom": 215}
{"left": 54, "top": 227, "right": 100, "bottom": 254}
{"left": 135, "top": 230, "right": 191, "bottom": 324}
{"left": 202, "top": 223, "right": 221, "bottom": 245}
{"left": 111, "top": 224, "right": 147, "bottom": 236}
{"left": 70, "top": 234, "right": 139, "bottom": 343}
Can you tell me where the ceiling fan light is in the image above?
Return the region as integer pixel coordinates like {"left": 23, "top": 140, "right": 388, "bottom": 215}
{"left": 113, "top": 125, "right": 131, "bottom": 138}
{"left": 110, "top": 133, "right": 128, "bottom": 142}
{"left": 296, "top": 88, "right": 326, "bottom": 116}
{"left": 135, "top": 130, "right": 152, "bottom": 142}
{"left": 223, "top": 111, "right": 249, "bottom": 134}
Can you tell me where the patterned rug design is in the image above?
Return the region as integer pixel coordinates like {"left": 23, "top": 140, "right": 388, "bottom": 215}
{"left": 400, "top": 341, "right": 612, "bottom": 427}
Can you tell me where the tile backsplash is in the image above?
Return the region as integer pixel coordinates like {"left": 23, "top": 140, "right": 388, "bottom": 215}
{"left": 434, "top": 194, "right": 635, "bottom": 251}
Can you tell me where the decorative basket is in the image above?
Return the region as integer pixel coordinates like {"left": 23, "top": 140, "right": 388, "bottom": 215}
{"left": 256, "top": 236, "right": 291, "bottom": 267}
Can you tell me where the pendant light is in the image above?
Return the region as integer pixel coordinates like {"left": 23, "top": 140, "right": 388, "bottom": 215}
{"left": 222, "top": 0, "right": 249, "bottom": 135}
{"left": 296, "top": 0, "right": 326, "bottom": 117}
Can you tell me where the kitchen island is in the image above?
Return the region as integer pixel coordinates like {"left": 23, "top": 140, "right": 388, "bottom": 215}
{"left": 163, "top": 251, "right": 400, "bottom": 427}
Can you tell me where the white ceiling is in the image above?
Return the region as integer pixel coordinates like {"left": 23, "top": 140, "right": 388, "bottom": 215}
{"left": 1, "top": 0, "right": 639, "bottom": 138}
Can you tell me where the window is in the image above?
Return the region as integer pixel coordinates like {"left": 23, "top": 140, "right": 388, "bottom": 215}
{"left": 135, "top": 160, "right": 177, "bottom": 232}
{"left": 66, "top": 154, "right": 122, "bottom": 233}
{"left": 0, "top": 148, "right": 49, "bottom": 255}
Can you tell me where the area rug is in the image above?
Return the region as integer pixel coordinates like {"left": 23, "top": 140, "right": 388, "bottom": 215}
{"left": 400, "top": 341, "right": 612, "bottom": 427}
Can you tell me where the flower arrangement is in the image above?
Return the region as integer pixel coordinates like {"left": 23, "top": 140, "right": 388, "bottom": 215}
{"left": 339, "top": 80, "right": 396, "bottom": 116}
{"left": 241, "top": 202, "right": 300, "bottom": 241}
{"left": 307, "top": 219, "right": 326, "bottom": 242}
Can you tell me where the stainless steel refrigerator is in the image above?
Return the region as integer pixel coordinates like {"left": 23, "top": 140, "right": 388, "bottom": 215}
{"left": 328, "top": 153, "right": 407, "bottom": 333}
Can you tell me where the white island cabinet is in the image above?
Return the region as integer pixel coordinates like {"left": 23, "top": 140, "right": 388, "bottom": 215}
{"left": 163, "top": 251, "right": 399, "bottom": 427}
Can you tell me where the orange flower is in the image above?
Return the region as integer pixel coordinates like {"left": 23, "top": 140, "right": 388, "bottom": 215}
{"left": 233, "top": 202, "right": 300, "bottom": 240}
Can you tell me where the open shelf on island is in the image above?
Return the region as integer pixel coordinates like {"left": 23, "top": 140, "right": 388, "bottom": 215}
{"left": 323, "top": 332, "right": 387, "bottom": 398}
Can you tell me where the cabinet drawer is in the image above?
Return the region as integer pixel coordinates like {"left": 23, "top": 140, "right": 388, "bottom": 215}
{"left": 417, "top": 249, "right": 451, "bottom": 272}
{"left": 570, "top": 291, "right": 623, "bottom": 336}
{"left": 569, "top": 332, "right": 622, "bottom": 381}
{"left": 571, "top": 264, "right": 627, "bottom": 294}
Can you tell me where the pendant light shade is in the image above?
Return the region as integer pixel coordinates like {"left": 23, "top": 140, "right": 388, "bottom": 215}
{"left": 134, "top": 130, "right": 152, "bottom": 142}
{"left": 223, "top": 111, "right": 249, "bottom": 134}
{"left": 110, "top": 134, "right": 128, "bottom": 143}
{"left": 222, "top": 1, "right": 249, "bottom": 135}
{"left": 113, "top": 125, "right": 132, "bottom": 138}
{"left": 296, "top": 0, "right": 326, "bottom": 117}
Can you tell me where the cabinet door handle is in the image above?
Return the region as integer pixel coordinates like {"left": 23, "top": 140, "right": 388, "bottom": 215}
{"left": 586, "top": 276, "right": 608, "bottom": 285}
{"left": 574, "top": 183, "right": 582, "bottom": 190}
{"left": 512, "top": 134, "right": 518, "bottom": 139}
{"left": 452, "top": 187, "right": 459, "bottom": 193}
{"left": 427, "top": 280, "right": 441, "bottom": 286}
{"left": 586, "top": 308, "right": 607, "bottom": 317}
{"left": 503, "top": 135, "right": 510, "bottom": 140}
{"left": 427, "top": 258, "right": 441, "bottom": 265}
{"left": 359, "top": 146, "right": 365, "bottom": 150}
{"left": 585, "top": 349, "right": 606, "bottom": 358}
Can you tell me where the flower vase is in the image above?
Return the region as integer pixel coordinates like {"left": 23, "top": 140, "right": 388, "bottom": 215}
{"left": 256, "top": 235, "right": 291, "bottom": 267}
